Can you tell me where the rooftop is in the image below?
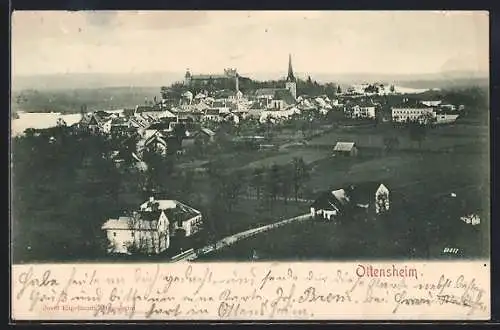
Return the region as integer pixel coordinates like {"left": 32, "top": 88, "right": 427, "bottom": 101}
{"left": 333, "top": 142, "right": 356, "bottom": 152}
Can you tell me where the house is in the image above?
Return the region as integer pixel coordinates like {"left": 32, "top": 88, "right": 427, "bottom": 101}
{"left": 110, "top": 117, "right": 130, "bottom": 133}
{"left": 439, "top": 104, "right": 457, "bottom": 111}
{"left": 135, "top": 104, "right": 177, "bottom": 120}
{"left": 100, "top": 118, "right": 113, "bottom": 134}
{"left": 255, "top": 88, "right": 280, "bottom": 100}
{"left": 391, "top": 102, "right": 436, "bottom": 124}
{"left": 79, "top": 112, "right": 113, "bottom": 134}
{"left": 223, "top": 112, "right": 240, "bottom": 124}
{"left": 297, "top": 98, "right": 317, "bottom": 111}
{"left": 192, "top": 127, "right": 216, "bottom": 145}
{"left": 310, "top": 182, "right": 390, "bottom": 221}
{"left": 436, "top": 113, "right": 459, "bottom": 124}
{"left": 269, "top": 89, "right": 297, "bottom": 110}
{"left": 203, "top": 109, "right": 224, "bottom": 122}
{"left": 139, "top": 197, "right": 203, "bottom": 237}
{"left": 211, "top": 100, "right": 231, "bottom": 114}
{"left": 128, "top": 116, "right": 150, "bottom": 130}
{"left": 102, "top": 210, "right": 170, "bottom": 255}
{"left": 310, "top": 188, "right": 351, "bottom": 221}
{"left": 350, "top": 100, "right": 377, "bottom": 119}
{"left": 333, "top": 142, "right": 358, "bottom": 156}
{"left": 214, "top": 89, "right": 236, "bottom": 101}
{"left": 346, "top": 182, "right": 390, "bottom": 215}
{"left": 259, "top": 107, "right": 300, "bottom": 123}
{"left": 144, "top": 132, "right": 168, "bottom": 156}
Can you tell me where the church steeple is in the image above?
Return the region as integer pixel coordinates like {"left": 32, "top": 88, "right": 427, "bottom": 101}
{"left": 286, "top": 53, "right": 296, "bottom": 82}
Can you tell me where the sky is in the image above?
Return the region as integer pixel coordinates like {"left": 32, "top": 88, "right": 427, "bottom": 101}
{"left": 11, "top": 11, "right": 489, "bottom": 77}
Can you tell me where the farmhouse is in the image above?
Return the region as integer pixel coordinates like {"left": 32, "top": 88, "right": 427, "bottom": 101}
{"left": 310, "top": 188, "right": 351, "bottom": 221}
{"left": 333, "top": 142, "right": 358, "bottom": 157}
{"left": 102, "top": 197, "right": 203, "bottom": 255}
{"left": 102, "top": 210, "right": 170, "bottom": 255}
{"left": 139, "top": 197, "right": 203, "bottom": 237}
{"left": 310, "top": 182, "right": 390, "bottom": 221}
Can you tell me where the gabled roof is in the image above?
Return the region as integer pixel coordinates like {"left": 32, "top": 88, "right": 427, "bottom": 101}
{"left": 255, "top": 88, "right": 280, "bottom": 97}
{"left": 250, "top": 101, "right": 266, "bottom": 110}
{"left": 393, "top": 101, "right": 434, "bottom": 109}
{"left": 101, "top": 211, "right": 165, "bottom": 231}
{"left": 311, "top": 189, "right": 347, "bottom": 213}
{"left": 139, "top": 199, "right": 200, "bottom": 225}
{"left": 212, "top": 101, "right": 228, "bottom": 108}
{"left": 345, "top": 182, "right": 388, "bottom": 205}
{"left": 334, "top": 142, "right": 356, "bottom": 151}
{"left": 214, "top": 90, "right": 234, "bottom": 99}
{"left": 354, "top": 99, "right": 377, "bottom": 108}
{"left": 145, "top": 134, "right": 167, "bottom": 147}
{"left": 111, "top": 117, "right": 128, "bottom": 126}
{"left": 205, "top": 109, "right": 221, "bottom": 116}
{"left": 200, "top": 128, "right": 216, "bottom": 136}
{"left": 88, "top": 115, "right": 100, "bottom": 126}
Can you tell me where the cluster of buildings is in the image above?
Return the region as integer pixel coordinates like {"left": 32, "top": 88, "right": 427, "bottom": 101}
{"left": 310, "top": 182, "right": 390, "bottom": 221}
{"left": 87, "top": 56, "right": 465, "bottom": 256}
{"left": 102, "top": 196, "right": 203, "bottom": 255}
{"left": 391, "top": 99, "right": 463, "bottom": 125}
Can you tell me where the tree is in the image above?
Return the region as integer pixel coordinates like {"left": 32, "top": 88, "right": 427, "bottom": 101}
{"left": 172, "top": 123, "right": 186, "bottom": 147}
{"left": 265, "top": 164, "right": 281, "bottom": 207}
{"left": 214, "top": 171, "right": 245, "bottom": 213}
{"left": 250, "top": 167, "right": 265, "bottom": 200}
{"left": 292, "top": 157, "right": 309, "bottom": 201}
{"left": 193, "top": 135, "right": 204, "bottom": 156}
{"left": 409, "top": 122, "right": 427, "bottom": 149}
{"left": 390, "top": 85, "right": 395, "bottom": 93}
{"left": 179, "top": 169, "right": 195, "bottom": 199}
{"left": 383, "top": 136, "right": 400, "bottom": 153}
{"left": 279, "top": 166, "right": 293, "bottom": 203}
{"left": 337, "top": 85, "right": 342, "bottom": 94}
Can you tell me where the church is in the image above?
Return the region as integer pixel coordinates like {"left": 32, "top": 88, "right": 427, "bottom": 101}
{"left": 255, "top": 54, "right": 298, "bottom": 110}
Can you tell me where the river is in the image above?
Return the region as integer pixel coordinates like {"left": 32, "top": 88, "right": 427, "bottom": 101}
{"left": 10, "top": 110, "right": 123, "bottom": 137}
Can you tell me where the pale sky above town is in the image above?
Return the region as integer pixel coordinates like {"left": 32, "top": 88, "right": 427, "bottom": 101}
{"left": 12, "top": 11, "right": 489, "bottom": 77}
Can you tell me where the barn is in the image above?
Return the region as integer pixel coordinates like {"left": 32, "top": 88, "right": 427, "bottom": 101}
{"left": 333, "top": 142, "right": 358, "bottom": 157}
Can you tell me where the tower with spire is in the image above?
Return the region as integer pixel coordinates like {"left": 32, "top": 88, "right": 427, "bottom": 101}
{"left": 285, "top": 54, "right": 297, "bottom": 100}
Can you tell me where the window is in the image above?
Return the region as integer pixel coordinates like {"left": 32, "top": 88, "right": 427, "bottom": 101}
{"left": 113, "top": 232, "right": 117, "bottom": 237}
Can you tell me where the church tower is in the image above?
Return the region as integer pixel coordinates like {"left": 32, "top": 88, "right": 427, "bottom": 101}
{"left": 285, "top": 54, "right": 297, "bottom": 100}
{"left": 184, "top": 69, "right": 192, "bottom": 86}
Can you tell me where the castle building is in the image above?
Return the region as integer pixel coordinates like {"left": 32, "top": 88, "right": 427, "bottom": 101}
{"left": 184, "top": 68, "right": 238, "bottom": 87}
{"left": 285, "top": 54, "right": 297, "bottom": 100}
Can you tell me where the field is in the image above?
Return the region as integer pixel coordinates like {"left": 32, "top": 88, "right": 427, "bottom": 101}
{"left": 199, "top": 122, "right": 490, "bottom": 261}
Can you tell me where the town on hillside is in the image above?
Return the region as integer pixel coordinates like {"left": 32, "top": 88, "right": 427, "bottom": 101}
{"left": 12, "top": 53, "right": 489, "bottom": 263}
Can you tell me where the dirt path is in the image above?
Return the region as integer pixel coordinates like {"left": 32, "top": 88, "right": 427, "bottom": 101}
{"left": 171, "top": 213, "right": 312, "bottom": 262}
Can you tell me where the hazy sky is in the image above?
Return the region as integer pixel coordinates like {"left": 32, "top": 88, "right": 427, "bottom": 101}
{"left": 12, "top": 11, "right": 489, "bottom": 77}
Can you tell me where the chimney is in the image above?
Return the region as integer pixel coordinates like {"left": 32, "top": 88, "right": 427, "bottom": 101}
{"left": 149, "top": 196, "right": 154, "bottom": 203}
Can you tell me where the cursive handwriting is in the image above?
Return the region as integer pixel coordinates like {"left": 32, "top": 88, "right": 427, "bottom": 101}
{"left": 12, "top": 264, "right": 489, "bottom": 320}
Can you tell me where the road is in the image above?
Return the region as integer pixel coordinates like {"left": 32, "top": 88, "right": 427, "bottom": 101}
{"left": 171, "top": 213, "right": 312, "bottom": 262}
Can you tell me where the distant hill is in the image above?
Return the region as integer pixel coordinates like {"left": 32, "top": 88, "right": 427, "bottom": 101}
{"left": 12, "top": 70, "right": 488, "bottom": 92}
{"left": 12, "top": 72, "right": 181, "bottom": 91}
